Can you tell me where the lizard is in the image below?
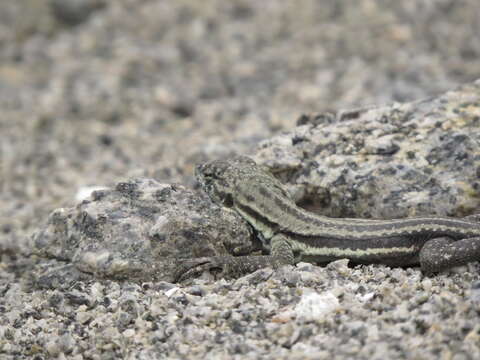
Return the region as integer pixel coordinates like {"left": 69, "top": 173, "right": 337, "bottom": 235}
{"left": 176, "top": 155, "right": 480, "bottom": 280}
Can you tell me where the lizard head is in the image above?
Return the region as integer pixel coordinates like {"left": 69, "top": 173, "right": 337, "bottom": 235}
{"left": 196, "top": 155, "right": 292, "bottom": 209}
{"left": 195, "top": 156, "right": 259, "bottom": 207}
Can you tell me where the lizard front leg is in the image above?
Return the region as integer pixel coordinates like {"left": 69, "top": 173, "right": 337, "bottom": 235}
{"left": 419, "top": 236, "right": 480, "bottom": 273}
{"left": 174, "top": 234, "right": 295, "bottom": 282}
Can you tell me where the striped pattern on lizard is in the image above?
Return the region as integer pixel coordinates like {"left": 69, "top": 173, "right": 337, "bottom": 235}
{"left": 176, "top": 156, "right": 480, "bottom": 280}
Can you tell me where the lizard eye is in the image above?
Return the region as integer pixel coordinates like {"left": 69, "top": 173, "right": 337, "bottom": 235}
{"left": 220, "top": 192, "right": 234, "bottom": 207}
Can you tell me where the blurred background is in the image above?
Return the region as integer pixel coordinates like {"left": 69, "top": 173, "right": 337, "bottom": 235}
{"left": 1, "top": 0, "right": 480, "bottom": 249}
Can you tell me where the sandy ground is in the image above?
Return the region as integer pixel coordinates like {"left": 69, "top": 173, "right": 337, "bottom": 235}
{"left": 2, "top": 1, "right": 480, "bottom": 359}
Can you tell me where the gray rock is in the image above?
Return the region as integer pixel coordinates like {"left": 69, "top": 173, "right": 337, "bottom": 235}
{"left": 255, "top": 80, "right": 480, "bottom": 219}
{"left": 29, "top": 178, "right": 255, "bottom": 286}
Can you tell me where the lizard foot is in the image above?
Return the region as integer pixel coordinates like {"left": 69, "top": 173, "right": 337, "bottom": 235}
{"left": 173, "top": 255, "right": 284, "bottom": 282}
{"left": 173, "top": 257, "right": 225, "bottom": 282}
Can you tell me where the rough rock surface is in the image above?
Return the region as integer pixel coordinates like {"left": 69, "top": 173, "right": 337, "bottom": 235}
{"left": 29, "top": 178, "right": 254, "bottom": 286}
{"left": 2, "top": 1, "right": 480, "bottom": 359}
{"left": 255, "top": 81, "right": 480, "bottom": 219}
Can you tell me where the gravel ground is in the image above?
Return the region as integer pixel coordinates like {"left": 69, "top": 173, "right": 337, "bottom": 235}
{"left": 1, "top": 1, "right": 480, "bottom": 359}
